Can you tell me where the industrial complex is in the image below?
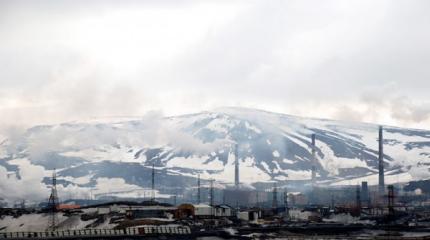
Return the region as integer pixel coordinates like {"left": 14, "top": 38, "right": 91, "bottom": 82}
{"left": 1, "top": 126, "right": 430, "bottom": 239}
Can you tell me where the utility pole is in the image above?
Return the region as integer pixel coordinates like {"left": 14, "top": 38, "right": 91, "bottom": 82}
{"left": 311, "top": 134, "right": 316, "bottom": 187}
{"left": 209, "top": 179, "right": 215, "bottom": 218}
{"left": 151, "top": 164, "right": 155, "bottom": 202}
{"left": 310, "top": 134, "right": 317, "bottom": 204}
{"left": 234, "top": 144, "right": 240, "bottom": 189}
{"left": 378, "top": 126, "right": 385, "bottom": 198}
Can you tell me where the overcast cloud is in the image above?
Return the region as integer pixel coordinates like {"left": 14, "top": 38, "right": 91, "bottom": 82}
{"left": 0, "top": 0, "right": 429, "bottom": 131}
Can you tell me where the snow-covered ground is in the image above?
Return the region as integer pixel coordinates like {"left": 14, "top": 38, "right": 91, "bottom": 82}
{"left": 0, "top": 212, "right": 116, "bottom": 232}
{"left": 0, "top": 107, "right": 429, "bottom": 203}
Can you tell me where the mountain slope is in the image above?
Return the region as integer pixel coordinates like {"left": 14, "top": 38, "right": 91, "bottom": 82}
{"left": 1, "top": 107, "right": 429, "bottom": 203}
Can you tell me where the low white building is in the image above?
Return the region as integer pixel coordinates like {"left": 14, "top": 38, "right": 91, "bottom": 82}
{"left": 237, "top": 209, "right": 261, "bottom": 223}
{"left": 214, "top": 205, "right": 233, "bottom": 217}
{"left": 176, "top": 204, "right": 233, "bottom": 219}
{"left": 97, "top": 204, "right": 127, "bottom": 214}
{"left": 193, "top": 204, "right": 213, "bottom": 216}
{"left": 96, "top": 203, "right": 175, "bottom": 216}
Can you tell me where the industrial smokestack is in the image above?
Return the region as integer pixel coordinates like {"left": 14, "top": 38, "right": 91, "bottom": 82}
{"left": 197, "top": 174, "right": 201, "bottom": 204}
{"left": 361, "top": 181, "right": 370, "bottom": 207}
{"left": 234, "top": 144, "right": 239, "bottom": 189}
{"left": 209, "top": 179, "right": 214, "bottom": 206}
{"left": 284, "top": 188, "right": 289, "bottom": 219}
{"left": 387, "top": 185, "right": 395, "bottom": 215}
{"left": 378, "top": 126, "right": 385, "bottom": 196}
{"left": 356, "top": 185, "right": 361, "bottom": 214}
{"left": 272, "top": 182, "right": 278, "bottom": 209}
{"left": 311, "top": 134, "right": 316, "bottom": 187}
{"left": 151, "top": 164, "right": 155, "bottom": 202}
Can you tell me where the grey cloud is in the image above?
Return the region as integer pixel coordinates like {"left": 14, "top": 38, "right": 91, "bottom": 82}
{"left": 332, "top": 106, "right": 364, "bottom": 123}
{"left": 390, "top": 96, "right": 430, "bottom": 124}
{"left": 0, "top": 162, "right": 49, "bottom": 204}
{"left": 329, "top": 89, "right": 430, "bottom": 127}
{"left": 0, "top": 0, "right": 429, "bottom": 129}
{"left": 5, "top": 111, "right": 227, "bottom": 162}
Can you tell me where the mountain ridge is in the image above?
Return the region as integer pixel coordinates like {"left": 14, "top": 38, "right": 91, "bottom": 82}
{"left": 0, "top": 107, "right": 429, "bottom": 203}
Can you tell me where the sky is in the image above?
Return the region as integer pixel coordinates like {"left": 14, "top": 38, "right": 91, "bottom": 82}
{"left": 0, "top": 0, "right": 430, "bottom": 131}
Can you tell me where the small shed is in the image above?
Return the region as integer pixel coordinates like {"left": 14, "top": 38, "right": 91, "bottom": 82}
{"left": 194, "top": 204, "right": 213, "bottom": 217}
{"left": 237, "top": 209, "right": 261, "bottom": 222}
{"left": 214, "top": 205, "right": 233, "bottom": 217}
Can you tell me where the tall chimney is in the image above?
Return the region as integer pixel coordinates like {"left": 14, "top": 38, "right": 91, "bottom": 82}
{"left": 197, "top": 174, "right": 201, "bottom": 204}
{"left": 356, "top": 185, "right": 361, "bottom": 215}
{"left": 272, "top": 182, "right": 278, "bottom": 209}
{"left": 284, "top": 188, "right": 289, "bottom": 219}
{"left": 209, "top": 179, "right": 214, "bottom": 206}
{"left": 361, "top": 181, "right": 369, "bottom": 207}
{"left": 387, "top": 185, "right": 394, "bottom": 215}
{"left": 378, "top": 126, "right": 385, "bottom": 196}
{"left": 151, "top": 164, "right": 155, "bottom": 202}
{"left": 311, "top": 134, "right": 316, "bottom": 187}
{"left": 234, "top": 144, "right": 239, "bottom": 189}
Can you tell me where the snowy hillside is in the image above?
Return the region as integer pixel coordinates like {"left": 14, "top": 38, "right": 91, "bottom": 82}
{"left": 1, "top": 107, "right": 430, "bottom": 203}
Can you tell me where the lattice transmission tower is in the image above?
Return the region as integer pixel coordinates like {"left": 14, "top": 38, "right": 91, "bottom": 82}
{"left": 47, "top": 169, "right": 59, "bottom": 230}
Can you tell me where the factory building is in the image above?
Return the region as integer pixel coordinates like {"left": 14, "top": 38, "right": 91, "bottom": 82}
{"left": 175, "top": 204, "right": 233, "bottom": 219}
{"left": 89, "top": 202, "right": 176, "bottom": 219}
{"left": 125, "top": 205, "right": 177, "bottom": 219}
{"left": 289, "top": 193, "right": 308, "bottom": 206}
{"left": 175, "top": 204, "right": 212, "bottom": 219}
{"left": 223, "top": 189, "right": 270, "bottom": 207}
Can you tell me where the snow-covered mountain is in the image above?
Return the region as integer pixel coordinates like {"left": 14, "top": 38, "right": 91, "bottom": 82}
{"left": 1, "top": 107, "right": 430, "bottom": 203}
